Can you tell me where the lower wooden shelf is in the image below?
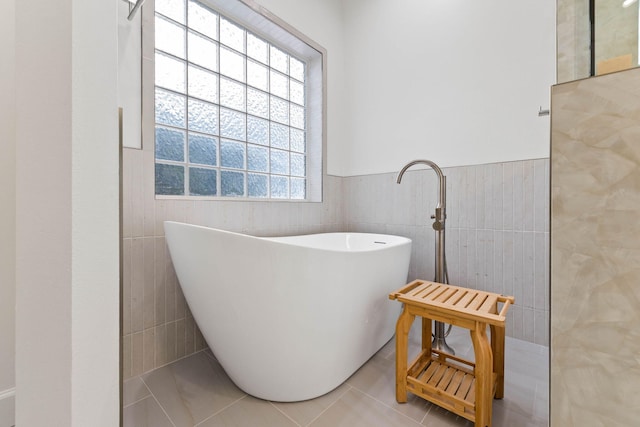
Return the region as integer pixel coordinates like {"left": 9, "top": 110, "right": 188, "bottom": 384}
{"left": 406, "top": 349, "right": 497, "bottom": 423}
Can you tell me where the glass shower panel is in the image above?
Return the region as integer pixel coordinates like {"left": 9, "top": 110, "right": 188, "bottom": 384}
{"left": 595, "top": 0, "right": 639, "bottom": 75}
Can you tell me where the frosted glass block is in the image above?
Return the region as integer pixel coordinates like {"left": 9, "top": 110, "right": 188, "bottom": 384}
{"left": 247, "top": 88, "right": 269, "bottom": 119}
{"left": 220, "top": 139, "right": 245, "bottom": 169}
{"left": 188, "top": 65, "right": 218, "bottom": 103}
{"left": 247, "top": 144, "right": 268, "bottom": 172}
{"left": 155, "top": 163, "right": 185, "bottom": 195}
{"left": 247, "top": 33, "right": 268, "bottom": 64}
{"left": 248, "top": 173, "right": 268, "bottom": 198}
{"left": 290, "top": 104, "right": 305, "bottom": 129}
{"left": 220, "top": 47, "right": 245, "bottom": 82}
{"left": 155, "top": 126, "right": 185, "bottom": 161}
{"left": 247, "top": 116, "right": 268, "bottom": 145}
{"left": 155, "top": 16, "right": 186, "bottom": 59}
{"left": 188, "top": 0, "right": 217, "bottom": 40}
{"left": 221, "top": 170, "right": 245, "bottom": 196}
{"left": 290, "top": 128, "right": 305, "bottom": 153}
{"left": 220, "top": 17, "right": 245, "bottom": 53}
{"left": 156, "top": 0, "right": 186, "bottom": 24}
{"left": 270, "top": 70, "right": 289, "bottom": 100}
{"left": 247, "top": 60, "right": 268, "bottom": 91}
{"left": 270, "top": 46, "right": 288, "bottom": 74}
{"left": 290, "top": 152, "right": 305, "bottom": 177}
{"left": 188, "top": 133, "right": 217, "bottom": 166}
{"left": 155, "top": 52, "right": 186, "bottom": 93}
{"left": 187, "top": 99, "right": 218, "bottom": 135}
{"left": 270, "top": 149, "right": 289, "bottom": 175}
{"left": 220, "top": 108, "right": 246, "bottom": 140}
{"left": 189, "top": 167, "right": 217, "bottom": 196}
{"left": 155, "top": 88, "right": 186, "bottom": 127}
{"left": 220, "top": 78, "right": 246, "bottom": 111}
{"left": 270, "top": 123, "right": 289, "bottom": 149}
{"left": 290, "top": 177, "right": 306, "bottom": 199}
{"left": 290, "top": 80, "right": 304, "bottom": 105}
{"left": 188, "top": 31, "right": 218, "bottom": 71}
{"left": 270, "top": 175, "right": 289, "bottom": 199}
{"left": 270, "top": 96, "right": 289, "bottom": 125}
{"left": 290, "top": 57, "right": 305, "bottom": 82}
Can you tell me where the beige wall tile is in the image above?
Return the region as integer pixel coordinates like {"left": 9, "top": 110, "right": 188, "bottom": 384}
{"left": 131, "top": 332, "right": 143, "bottom": 377}
{"left": 130, "top": 149, "right": 144, "bottom": 237}
{"left": 551, "top": 68, "right": 640, "bottom": 424}
{"left": 154, "top": 238, "right": 166, "bottom": 326}
{"left": 154, "top": 324, "right": 167, "bottom": 368}
{"left": 142, "top": 238, "right": 155, "bottom": 330}
{"left": 166, "top": 321, "right": 177, "bottom": 365}
{"left": 176, "top": 319, "right": 186, "bottom": 359}
{"left": 122, "top": 334, "right": 132, "bottom": 380}
{"left": 185, "top": 315, "right": 195, "bottom": 356}
{"left": 142, "top": 328, "right": 155, "bottom": 373}
{"left": 122, "top": 238, "right": 132, "bottom": 335}
{"left": 130, "top": 238, "right": 144, "bottom": 333}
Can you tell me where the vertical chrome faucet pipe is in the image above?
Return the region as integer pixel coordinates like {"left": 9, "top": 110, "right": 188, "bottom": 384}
{"left": 396, "top": 160, "right": 455, "bottom": 355}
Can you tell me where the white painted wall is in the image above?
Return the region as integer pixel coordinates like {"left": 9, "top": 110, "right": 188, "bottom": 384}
{"left": 340, "top": 0, "right": 557, "bottom": 176}
{"left": 0, "top": 0, "right": 16, "bottom": 424}
{"left": 14, "top": 0, "right": 120, "bottom": 425}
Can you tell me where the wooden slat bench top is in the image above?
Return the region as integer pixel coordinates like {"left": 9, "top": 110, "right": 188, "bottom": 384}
{"left": 389, "top": 280, "right": 515, "bottom": 327}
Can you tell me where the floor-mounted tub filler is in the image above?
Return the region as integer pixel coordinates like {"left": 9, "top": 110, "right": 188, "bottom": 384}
{"left": 164, "top": 221, "right": 412, "bottom": 402}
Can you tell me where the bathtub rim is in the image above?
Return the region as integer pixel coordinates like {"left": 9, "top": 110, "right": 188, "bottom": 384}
{"left": 164, "top": 221, "right": 412, "bottom": 253}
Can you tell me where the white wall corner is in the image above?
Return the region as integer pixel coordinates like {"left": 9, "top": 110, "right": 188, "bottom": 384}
{"left": 15, "top": 0, "right": 120, "bottom": 425}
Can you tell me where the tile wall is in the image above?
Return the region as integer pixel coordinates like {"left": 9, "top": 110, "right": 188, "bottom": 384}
{"left": 551, "top": 67, "right": 640, "bottom": 425}
{"left": 122, "top": 152, "right": 550, "bottom": 379}
{"left": 557, "top": 0, "right": 591, "bottom": 83}
{"left": 344, "top": 160, "right": 550, "bottom": 345}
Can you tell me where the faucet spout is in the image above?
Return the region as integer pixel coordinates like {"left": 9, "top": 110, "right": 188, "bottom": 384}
{"left": 396, "top": 159, "right": 446, "bottom": 217}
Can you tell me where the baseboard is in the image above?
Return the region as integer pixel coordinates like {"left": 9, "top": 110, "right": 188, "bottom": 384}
{"left": 0, "top": 388, "right": 15, "bottom": 427}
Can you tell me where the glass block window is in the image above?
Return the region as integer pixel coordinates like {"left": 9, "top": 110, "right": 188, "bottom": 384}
{"left": 154, "top": 0, "right": 310, "bottom": 199}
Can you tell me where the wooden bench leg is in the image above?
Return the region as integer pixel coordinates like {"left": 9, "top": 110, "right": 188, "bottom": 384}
{"left": 421, "top": 317, "right": 432, "bottom": 352}
{"left": 490, "top": 324, "right": 505, "bottom": 399}
{"left": 395, "top": 305, "right": 414, "bottom": 403}
{"left": 471, "top": 323, "right": 493, "bottom": 427}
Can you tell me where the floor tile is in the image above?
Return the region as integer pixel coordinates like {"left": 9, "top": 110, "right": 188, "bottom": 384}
{"left": 493, "top": 370, "right": 537, "bottom": 417}
{"left": 197, "top": 395, "right": 298, "bottom": 427}
{"left": 271, "top": 382, "right": 351, "bottom": 426}
{"left": 123, "top": 396, "right": 174, "bottom": 427}
{"left": 123, "top": 376, "right": 151, "bottom": 407}
{"left": 492, "top": 403, "right": 548, "bottom": 427}
{"left": 142, "top": 351, "right": 245, "bottom": 427}
{"left": 126, "top": 333, "right": 549, "bottom": 427}
{"left": 309, "top": 388, "right": 423, "bottom": 427}
{"left": 377, "top": 337, "right": 396, "bottom": 360}
{"left": 346, "top": 351, "right": 429, "bottom": 422}
{"left": 421, "top": 404, "right": 473, "bottom": 426}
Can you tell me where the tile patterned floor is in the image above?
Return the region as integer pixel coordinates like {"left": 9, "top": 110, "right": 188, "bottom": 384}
{"left": 123, "top": 326, "right": 549, "bottom": 427}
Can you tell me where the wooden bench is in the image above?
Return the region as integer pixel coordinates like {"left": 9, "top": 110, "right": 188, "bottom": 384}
{"left": 389, "top": 280, "right": 514, "bottom": 427}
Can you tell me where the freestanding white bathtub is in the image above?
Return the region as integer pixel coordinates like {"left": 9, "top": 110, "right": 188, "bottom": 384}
{"left": 164, "top": 221, "right": 412, "bottom": 402}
